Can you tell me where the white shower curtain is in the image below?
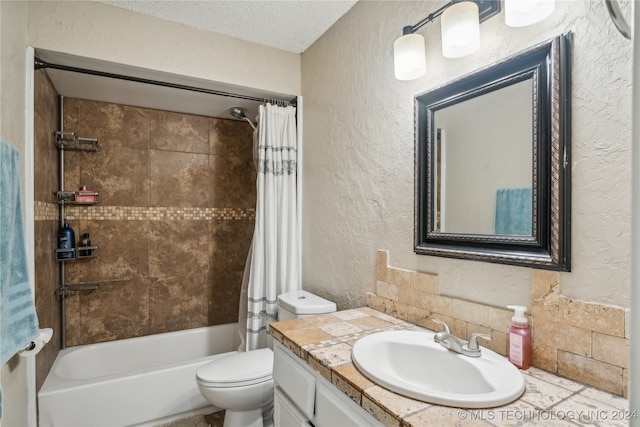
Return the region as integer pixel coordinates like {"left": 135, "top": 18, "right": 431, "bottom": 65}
{"left": 238, "top": 103, "right": 300, "bottom": 351}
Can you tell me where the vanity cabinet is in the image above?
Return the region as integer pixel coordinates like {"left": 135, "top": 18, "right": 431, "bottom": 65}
{"left": 273, "top": 341, "right": 383, "bottom": 427}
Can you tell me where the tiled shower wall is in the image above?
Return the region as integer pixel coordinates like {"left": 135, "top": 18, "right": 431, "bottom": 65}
{"left": 33, "top": 71, "right": 256, "bottom": 356}
{"left": 33, "top": 70, "right": 62, "bottom": 391}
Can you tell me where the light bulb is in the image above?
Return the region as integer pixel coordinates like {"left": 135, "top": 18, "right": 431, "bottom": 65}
{"left": 394, "top": 33, "right": 426, "bottom": 80}
{"left": 505, "top": 0, "right": 555, "bottom": 27}
{"left": 441, "top": 1, "right": 480, "bottom": 58}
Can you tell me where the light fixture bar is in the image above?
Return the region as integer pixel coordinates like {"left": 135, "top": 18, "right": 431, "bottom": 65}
{"left": 403, "top": 0, "right": 500, "bottom": 35}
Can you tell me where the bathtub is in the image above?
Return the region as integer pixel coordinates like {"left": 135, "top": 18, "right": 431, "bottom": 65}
{"left": 38, "top": 323, "right": 241, "bottom": 427}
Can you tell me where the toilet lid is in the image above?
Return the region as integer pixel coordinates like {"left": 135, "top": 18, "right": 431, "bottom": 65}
{"left": 197, "top": 348, "right": 273, "bottom": 387}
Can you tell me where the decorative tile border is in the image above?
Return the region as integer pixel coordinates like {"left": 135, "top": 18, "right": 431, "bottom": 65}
{"left": 34, "top": 202, "right": 255, "bottom": 221}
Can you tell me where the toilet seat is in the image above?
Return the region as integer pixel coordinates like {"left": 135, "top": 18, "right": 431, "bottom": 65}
{"left": 196, "top": 348, "right": 274, "bottom": 388}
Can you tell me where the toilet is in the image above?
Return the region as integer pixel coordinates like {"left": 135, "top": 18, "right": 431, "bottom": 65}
{"left": 196, "top": 290, "right": 336, "bottom": 427}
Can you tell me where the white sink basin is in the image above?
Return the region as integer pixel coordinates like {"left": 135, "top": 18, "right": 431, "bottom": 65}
{"left": 351, "top": 330, "right": 525, "bottom": 408}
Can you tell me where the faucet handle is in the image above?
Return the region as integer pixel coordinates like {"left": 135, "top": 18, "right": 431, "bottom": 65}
{"left": 432, "top": 318, "right": 450, "bottom": 334}
{"left": 467, "top": 333, "right": 492, "bottom": 350}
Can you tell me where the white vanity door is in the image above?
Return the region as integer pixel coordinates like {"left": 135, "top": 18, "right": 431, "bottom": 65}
{"left": 313, "top": 377, "right": 383, "bottom": 427}
{"left": 274, "top": 387, "right": 311, "bottom": 427}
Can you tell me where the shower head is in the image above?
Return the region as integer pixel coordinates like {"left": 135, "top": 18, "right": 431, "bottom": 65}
{"left": 229, "top": 107, "right": 247, "bottom": 120}
{"left": 229, "top": 107, "right": 256, "bottom": 131}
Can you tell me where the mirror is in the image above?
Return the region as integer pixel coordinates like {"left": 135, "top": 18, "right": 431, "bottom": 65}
{"left": 414, "top": 34, "right": 571, "bottom": 271}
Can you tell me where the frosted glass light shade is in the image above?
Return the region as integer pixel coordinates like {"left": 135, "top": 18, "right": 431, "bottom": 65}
{"left": 505, "top": 0, "right": 555, "bottom": 27}
{"left": 394, "top": 33, "right": 426, "bottom": 80}
{"left": 441, "top": 1, "right": 480, "bottom": 59}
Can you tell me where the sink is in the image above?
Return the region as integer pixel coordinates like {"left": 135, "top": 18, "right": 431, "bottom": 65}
{"left": 351, "top": 330, "right": 525, "bottom": 408}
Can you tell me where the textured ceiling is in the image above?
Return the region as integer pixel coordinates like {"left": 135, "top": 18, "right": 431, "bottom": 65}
{"left": 96, "top": 0, "right": 358, "bottom": 53}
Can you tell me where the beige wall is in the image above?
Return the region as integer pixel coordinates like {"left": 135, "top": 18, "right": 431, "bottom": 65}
{"left": 26, "top": 1, "right": 301, "bottom": 97}
{"left": 301, "top": 1, "right": 632, "bottom": 310}
{"left": 1, "top": 2, "right": 32, "bottom": 426}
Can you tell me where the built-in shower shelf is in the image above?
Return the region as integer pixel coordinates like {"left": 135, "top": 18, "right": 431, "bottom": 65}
{"left": 56, "top": 246, "right": 98, "bottom": 261}
{"left": 56, "top": 191, "right": 99, "bottom": 205}
{"left": 54, "top": 131, "right": 100, "bottom": 151}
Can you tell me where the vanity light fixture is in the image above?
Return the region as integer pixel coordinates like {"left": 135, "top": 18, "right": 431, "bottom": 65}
{"left": 393, "top": 0, "right": 500, "bottom": 80}
{"left": 394, "top": 0, "right": 558, "bottom": 80}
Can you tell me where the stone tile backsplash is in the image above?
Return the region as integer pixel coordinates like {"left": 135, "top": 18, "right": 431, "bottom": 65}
{"left": 367, "top": 250, "right": 629, "bottom": 397}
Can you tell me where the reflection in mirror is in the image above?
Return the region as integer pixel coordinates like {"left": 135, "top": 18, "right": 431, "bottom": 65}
{"left": 415, "top": 34, "right": 571, "bottom": 271}
{"left": 433, "top": 79, "right": 533, "bottom": 236}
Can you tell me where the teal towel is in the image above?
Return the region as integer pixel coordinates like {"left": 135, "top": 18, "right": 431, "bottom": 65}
{"left": 0, "top": 141, "right": 40, "bottom": 422}
{"left": 495, "top": 188, "right": 532, "bottom": 236}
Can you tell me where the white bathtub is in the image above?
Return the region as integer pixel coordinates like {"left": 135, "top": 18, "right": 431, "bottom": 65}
{"left": 38, "top": 323, "right": 241, "bottom": 427}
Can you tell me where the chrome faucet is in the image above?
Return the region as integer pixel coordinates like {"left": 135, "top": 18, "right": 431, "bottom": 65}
{"left": 432, "top": 318, "right": 491, "bottom": 358}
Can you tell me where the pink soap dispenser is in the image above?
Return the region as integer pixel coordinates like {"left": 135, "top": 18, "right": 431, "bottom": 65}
{"left": 507, "top": 305, "right": 531, "bottom": 370}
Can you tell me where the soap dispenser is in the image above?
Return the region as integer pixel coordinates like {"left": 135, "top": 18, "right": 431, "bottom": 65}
{"left": 507, "top": 305, "right": 531, "bottom": 370}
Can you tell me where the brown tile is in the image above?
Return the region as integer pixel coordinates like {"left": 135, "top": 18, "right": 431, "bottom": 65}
{"left": 557, "top": 351, "right": 624, "bottom": 395}
{"left": 80, "top": 144, "right": 150, "bottom": 206}
{"left": 270, "top": 318, "right": 312, "bottom": 333}
{"left": 331, "top": 370, "right": 363, "bottom": 405}
{"left": 150, "top": 150, "right": 209, "bottom": 207}
{"left": 79, "top": 275, "right": 151, "bottom": 344}
{"left": 64, "top": 98, "right": 150, "bottom": 149}
{"left": 308, "top": 356, "right": 332, "bottom": 381}
{"left": 363, "top": 385, "right": 429, "bottom": 423}
{"left": 361, "top": 394, "right": 402, "bottom": 427}
{"left": 303, "top": 313, "right": 344, "bottom": 327}
{"left": 150, "top": 220, "right": 209, "bottom": 279}
{"left": 150, "top": 110, "right": 209, "bottom": 153}
{"left": 209, "top": 153, "right": 256, "bottom": 208}
{"left": 149, "top": 274, "right": 207, "bottom": 334}
{"left": 209, "top": 117, "right": 254, "bottom": 157}
{"left": 209, "top": 218, "right": 253, "bottom": 273}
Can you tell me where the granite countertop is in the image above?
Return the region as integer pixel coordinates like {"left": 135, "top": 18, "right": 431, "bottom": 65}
{"left": 269, "top": 307, "right": 631, "bottom": 427}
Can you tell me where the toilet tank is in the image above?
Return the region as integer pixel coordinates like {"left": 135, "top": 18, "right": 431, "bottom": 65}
{"left": 277, "top": 290, "right": 336, "bottom": 322}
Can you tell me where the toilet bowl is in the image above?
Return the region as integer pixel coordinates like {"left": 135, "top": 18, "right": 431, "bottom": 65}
{"left": 195, "top": 290, "right": 336, "bottom": 427}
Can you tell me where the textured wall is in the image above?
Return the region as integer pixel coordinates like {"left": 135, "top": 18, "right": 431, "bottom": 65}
{"left": 301, "top": 1, "right": 632, "bottom": 309}
{"left": 34, "top": 98, "right": 256, "bottom": 346}
{"left": 26, "top": 1, "right": 301, "bottom": 96}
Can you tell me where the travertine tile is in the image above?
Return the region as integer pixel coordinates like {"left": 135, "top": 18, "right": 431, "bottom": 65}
{"left": 377, "top": 281, "right": 398, "bottom": 301}
{"left": 533, "top": 318, "right": 591, "bottom": 357}
{"left": 332, "top": 308, "right": 369, "bottom": 320}
{"left": 531, "top": 341, "right": 558, "bottom": 374}
{"left": 389, "top": 267, "right": 412, "bottom": 288}
{"left": 559, "top": 297, "right": 625, "bottom": 337}
{"left": 333, "top": 363, "right": 375, "bottom": 391}
{"left": 451, "top": 298, "right": 490, "bottom": 326}
{"left": 524, "top": 366, "right": 584, "bottom": 392}
{"left": 410, "top": 271, "right": 438, "bottom": 294}
{"left": 285, "top": 327, "right": 332, "bottom": 346}
{"left": 332, "top": 371, "right": 362, "bottom": 404}
{"left": 404, "top": 406, "right": 492, "bottom": 427}
{"left": 429, "top": 294, "right": 454, "bottom": 317}
{"left": 376, "top": 250, "right": 389, "bottom": 282}
{"left": 518, "top": 374, "right": 574, "bottom": 409}
{"left": 592, "top": 332, "right": 629, "bottom": 368}
{"left": 363, "top": 385, "right": 430, "bottom": 421}
{"left": 303, "top": 313, "right": 343, "bottom": 327}
{"left": 362, "top": 394, "right": 402, "bottom": 427}
{"left": 579, "top": 384, "right": 629, "bottom": 411}
{"left": 623, "top": 369, "right": 629, "bottom": 398}
{"left": 558, "top": 351, "right": 624, "bottom": 396}
{"left": 625, "top": 309, "right": 630, "bottom": 340}
{"left": 348, "top": 315, "right": 394, "bottom": 330}
{"left": 397, "top": 286, "right": 423, "bottom": 308}
{"left": 531, "top": 269, "right": 560, "bottom": 321}
{"left": 307, "top": 356, "right": 331, "bottom": 381}
{"left": 367, "top": 292, "right": 386, "bottom": 312}
{"left": 319, "top": 321, "right": 364, "bottom": 337}
{"left": 270, "top": 318, "right": 311, "bottom": 332}
{"left": 551, "top": 394, "right": 628, "bottom": 427}
{"left": 485, "top": 306, "right": 515, "bottom": 332}
{"left": 405, "top": 305, "right": 431, "bottom": 329}
{"left": 310, "top": 343, "right": 353, "bottom": 367}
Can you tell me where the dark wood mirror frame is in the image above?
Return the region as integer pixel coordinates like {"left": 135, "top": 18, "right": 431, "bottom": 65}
{"left": 414, "top": 33, "right": 571, "bottom": 271}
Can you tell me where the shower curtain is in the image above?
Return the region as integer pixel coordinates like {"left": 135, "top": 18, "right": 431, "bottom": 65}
{"left": 238, "top": 103, "right": 300, "bottom": 351}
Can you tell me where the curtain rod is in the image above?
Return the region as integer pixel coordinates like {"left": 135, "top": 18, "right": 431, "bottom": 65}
{"left": 34, "top": 58, "right": 296, "bottom": 107}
